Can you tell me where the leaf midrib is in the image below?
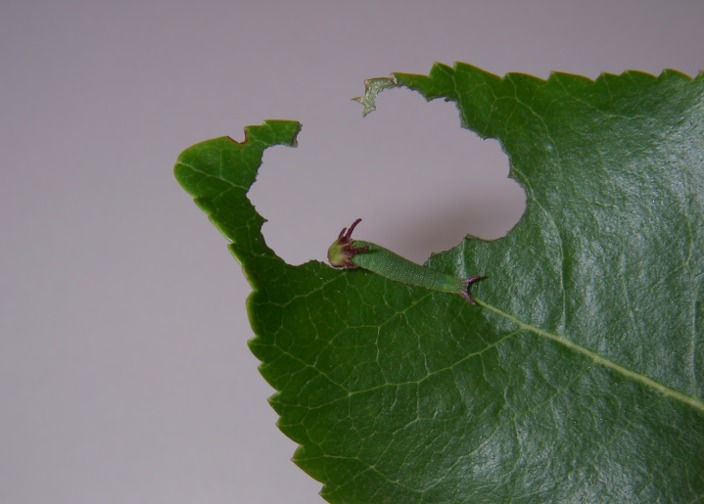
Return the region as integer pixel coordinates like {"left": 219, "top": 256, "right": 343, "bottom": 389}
{"left": 478, "top": 300, "right": 704, "bottom": 414}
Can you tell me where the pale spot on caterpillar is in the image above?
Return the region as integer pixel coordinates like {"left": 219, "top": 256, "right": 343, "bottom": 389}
{"left": 327, "top": 218, "right": 484, "bottom": 304}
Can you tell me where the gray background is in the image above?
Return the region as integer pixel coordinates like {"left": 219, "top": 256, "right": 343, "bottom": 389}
{"left": 1, "top": 1, "right": 702, "bottom": 503}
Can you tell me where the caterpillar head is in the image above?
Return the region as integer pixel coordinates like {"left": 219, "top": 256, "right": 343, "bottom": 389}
{"left": 327, "top": 218, "right": 370, "bottom": 268}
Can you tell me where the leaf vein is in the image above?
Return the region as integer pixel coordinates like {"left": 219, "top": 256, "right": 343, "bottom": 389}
{"left": 478, "top": 301, "right": 704, "bottom": 413}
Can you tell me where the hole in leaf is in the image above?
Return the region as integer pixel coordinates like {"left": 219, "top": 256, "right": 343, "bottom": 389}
{"left": 249, "top": 89, "right": 525, "bottom": 265}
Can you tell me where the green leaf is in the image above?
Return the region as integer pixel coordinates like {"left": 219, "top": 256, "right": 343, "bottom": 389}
{"left": 174, "top": 64, "right": 704, "bottom": 503}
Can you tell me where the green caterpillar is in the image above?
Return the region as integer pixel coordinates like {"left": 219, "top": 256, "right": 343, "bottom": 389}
{"left": 327, "top": 218, "right": 484, "bottom": 304}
